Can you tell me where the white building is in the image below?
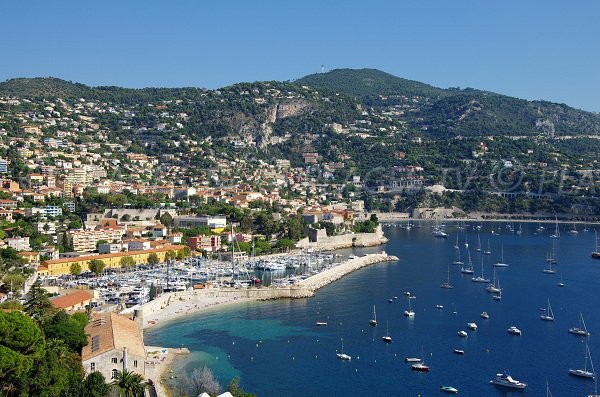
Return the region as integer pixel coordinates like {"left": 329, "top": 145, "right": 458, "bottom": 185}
{"left": 8, "top": 237, "right": 31, "bottom": 251}
{"left": 173, "top": 215, "right": 227, "bottom": 229}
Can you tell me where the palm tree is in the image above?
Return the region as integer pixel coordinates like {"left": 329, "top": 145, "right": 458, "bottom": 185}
{"left": 111, "top": 369, "right": 146, "bottom": 397}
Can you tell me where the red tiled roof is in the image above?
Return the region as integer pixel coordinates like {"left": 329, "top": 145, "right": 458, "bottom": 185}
{"left": 51, "top": 290, "right": 93, "bottom": 309}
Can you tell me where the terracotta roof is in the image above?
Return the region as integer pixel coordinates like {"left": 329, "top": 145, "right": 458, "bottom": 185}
{"left": 51, "top": 290, "right": 93, "bottom": 309}
{"left": 82, "top": 313, "right": 145, "bottom": 361}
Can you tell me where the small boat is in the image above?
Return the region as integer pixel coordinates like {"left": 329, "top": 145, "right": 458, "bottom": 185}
{"left": 440, "top": 385, "right": 459, "bottom": 394}
{"left": 436, "top": 304, "right": 444, "bottom": 309}
{"left": 490, "top": 372, "right": 527, "bottom": 389}
{"left": 382, "top": 321, "right": 392, "bottom": 343}
{"left": 481, "top": 311, "right": 490, "bottom": 319}
{"left": 569, "top": 222, "right": 579, "bottom": 234}
{"left": 461, "top": 249, "right": 474, "bottom": 274}
{"left": 569, "top": 312, "right": 591, "bottom": 336}
{"left": 404, "top": 297, "right": 415, "bottom": 317}
{"left": 569, "top": 343, "right": 595, "bottom": 379}
{"left": 441, "top": 263, "right": 453, "bottom": 289}
{"left": 457, "top": 330, "right": 468, "bottom": 337}
{"left": 411, "top": 347, "right": 430, "bottom": 372}
{"left": 472, "top": 257, "right": 490, "bottom": 283}
{"left": 405, "top": 357, "right": 421, "bottom": 363}
{"left": 483, "top": 238, "right": 491, "bottom": 255}
{"left": 507, "top": 326, "right": 522, "bottom": 335}
{"left": 369, "top": 305, "right": 377, "bottom": 326}
{"left": 433, "top": 229, "right": 448, "bottom": 238}
{"left": 336, "top": 338, "right": 351, "bottom": 361}
{"left": 404, "top": 291, "right": 411, "bottom": 296}
{"left": 492, "top": 245, "right": 509, "bottom": 267}
{"left": 453, "top": 349, "right": 465, "bottom": 355}
{"left": 550, "top": 216, "right": 561, "bottom": 239}
{"left": 467, "top": 322, "right": 477, "bottom": 330}
{"left": 557, "top": 274, "right": 565, "bottom": 287}
{"left": 540, "top": 299, "right": 555, "bottom": 321}
{"left": 388, "top": 298, "right": 393, "bottom": 303}
{"left": 315, "top": 322, "right": 328, "bottom": 326}
{"left": 516, "top": 223, "right": 523, "bottom": 235}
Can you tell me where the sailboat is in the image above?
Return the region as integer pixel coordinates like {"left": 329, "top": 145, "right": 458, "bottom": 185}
{"left": 569, "top": 312, "right": 591, "bottom": 336}
{"left": 592, "top": 230, "right": 600, "bottom": 259}
{"left": 484, "top": 238, "right": 492, "bottom": 255}
{"left": 411, "top": 346, "right": 430, "bottom": 372}
{"left": 550, "top": 217, "right": 560, "bottom": 239}
{"left": 453, "top": 234, "right": 459, "bottom": 249}
{"left": 452, "top": 245, "right": 464, "bottom": 265}
{"left": 569, "top": 222, "right": 579, "bottom": 235}
{"left": 336, "top": 338, "right": 351, "bottom": 361}
{"left": 369, "top": 305, "right": 377, "bottom": 326}
{"left": 569, "top": 343, "right": 595, "bottom": 379}
{"left": 540, "top": 299, "right": 555, "bottom": 321}
{"left": 476, "top": 234, "right": 482, "bottom": 252}
{"left": 404, "top": 296, "right": 415, "bottom": 317}
{"left": 472, "top": 257, "right": 490, "bottom": 283}
{"left": 543, "top": 259, "right": 556, "bottom": 274}
{"left": 516, "top": 223, "right": 523, "bottom": 235}
{"left": 493, "top": 245, "right": 509, "bottom": 267}
{"left": 546, "top": 240, "right": 558, "bottom": 264}
{"left": 461, "top": 249, "right": 474, "bottom": 274}
{"left": 464, "top": 232, "right": 469, "bottom": 249}
{"left": 537, "top": 223, "right": 545, "bottom": 232}
{"left": 382, "top": 320, "right": 392, "bottom": 343}
{"left": 492, "top": 280, "right": 502, "bottom": 301}
{"left": 557, "top": 274, "right": 565, "bottom": 287}
{"left": 441, "top": 263, "right": 453, "bottom": 289}
{"left": 486, "top": 267, "right": 501, "bottom": 294}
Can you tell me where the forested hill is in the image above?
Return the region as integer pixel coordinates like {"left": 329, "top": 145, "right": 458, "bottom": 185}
{"left": 297, "top": 69, "right": 600, "bottom": 137}
{"left": 3, "top": 69, "right": 600, "bottom": 137}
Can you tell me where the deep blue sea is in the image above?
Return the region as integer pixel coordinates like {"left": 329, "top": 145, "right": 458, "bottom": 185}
{"left": 145, "top": 222, "right": 600, "bottom": 396}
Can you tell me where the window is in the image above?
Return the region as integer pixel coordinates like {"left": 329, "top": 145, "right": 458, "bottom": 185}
{"left": 112, "top": 357, "right": 118, "bottom": 364}
{"left": 111, "top": 369, "right": 118, "bottom": 379}
{"left": 133, "top": 360, "right": 138, "bottom": 368}
{"left": 90, "top": 362, "right": 95, "bottom": 371}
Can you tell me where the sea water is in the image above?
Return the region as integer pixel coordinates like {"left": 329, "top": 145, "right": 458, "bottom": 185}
{"left": 145, "top": 222, "right": 600, "bottom": 396}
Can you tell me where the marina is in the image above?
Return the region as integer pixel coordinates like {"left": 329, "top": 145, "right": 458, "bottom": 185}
{"left": 145, "top": 221, "right": 600, "bottom": 396}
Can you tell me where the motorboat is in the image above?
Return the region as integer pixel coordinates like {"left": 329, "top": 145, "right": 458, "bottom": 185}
{"left": 467, "top": 322, "right": 477, "bottom": 330}
{"left": 490, "top": 372, "right": 527, "bottom": 389}
{"left": 411, "top": 362, "right": 430, "bottom": 372}
{"left": 507, "top": 326, "right": 522, "bottom": 335}
{"left": 457, "top": 330, "right": 468, "bottom": 337}
{"left": 481, "top": 311, "right": 490, "bottom": 319}
{"left": 453, "top": 349, "right": 465, "bottom": 355}
{"left": 315, "top": 322, "right": 327, "bottom": 326}
{"left": 405, "top": 357, "right": 421, "bottom": 363}
{"left": 440, "top": 386, "right": 459, "bottom": 394}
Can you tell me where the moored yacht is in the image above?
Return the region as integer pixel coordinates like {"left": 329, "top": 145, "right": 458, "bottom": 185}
{"left": 507, "top": 326, "right": 522, "bottom": 335}
{"left": 490, "top": 372, "right": 527, "bottom": 389}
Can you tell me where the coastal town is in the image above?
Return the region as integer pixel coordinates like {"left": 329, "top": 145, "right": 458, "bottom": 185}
{"left": 2, "top": 77, "right": 600, "bottom": 396}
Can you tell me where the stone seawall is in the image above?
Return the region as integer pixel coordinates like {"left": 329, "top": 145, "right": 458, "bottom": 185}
{"left": 298, "top": 252, "right": 398, "bottom": 292}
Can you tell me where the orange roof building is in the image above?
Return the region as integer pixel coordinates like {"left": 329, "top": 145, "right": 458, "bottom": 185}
{"left": 51, "top": 290, "right": 94, "bottom": 311}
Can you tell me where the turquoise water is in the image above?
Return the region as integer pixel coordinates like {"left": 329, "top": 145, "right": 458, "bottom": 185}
{"left": 145, "top": 223, "right": 600, "bottom": 396}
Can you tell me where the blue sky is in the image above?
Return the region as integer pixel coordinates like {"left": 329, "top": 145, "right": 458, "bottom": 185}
{"left": 2, "top": 1, "right": 599, "bottom": 111}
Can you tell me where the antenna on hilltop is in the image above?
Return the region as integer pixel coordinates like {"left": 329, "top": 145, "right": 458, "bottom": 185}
{"left": 321, "top": 64, "right": 325, "bottom": 74}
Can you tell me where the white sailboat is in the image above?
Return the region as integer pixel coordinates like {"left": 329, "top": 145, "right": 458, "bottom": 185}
{"left": 569, "top": 312, "right": 591, "bottom": 336}
{"left": 516, "top": 223, "right": 523, "bottom": 235}
{"left": 546, "top": 239, "right": 558, "bottom": 264}
{"left": 336, "top": 337, "right": 351, "bottom": 361}
{"left": 472, "top": 256, "right": 490, "bottom": 283}
{"left": 453, "top": 234, "right": 459, "bottom": 249}
{"left": 404, "top": 296, "right": 415, "bottom": 317}
{"left": 493, "top": 245, "right": 509, "bottom": 267}
{"left": 441, "top": 263, "right": 453, "bottom": 289}
{"left": 569, "top": 222, "right": 579, "bottom": 234}
{"left": 486, "top": 267, "right": 501, "bottom": 294}
{"left": 382, "top": 320, "right": 392, "bottom": 343}
{"left": 476, "top": 234, "right": 482, "bottom": 252}
{"left": 484, "top": 238, "right": 492, "bottom": 255}
{"left": 369, "top": 304, "right": 377, "bottom": 326}
{"left": 569, "top": 343, "right": 595, "bottom": 379}
{"left": 540, "top": 299, "right": 555, "bottom": 321}
{"left": 452, "top": 245, "right": 464, "bottom": 265}
{"left": 550, "top": 216, "right": 560, "bottom": 239}
{"left": 461, "top": 249, "right": 474, "bottom": 274}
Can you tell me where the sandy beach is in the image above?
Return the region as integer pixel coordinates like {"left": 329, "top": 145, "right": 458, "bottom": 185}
{"left": 143, "top": 294, "right": 256, "bottom": 330}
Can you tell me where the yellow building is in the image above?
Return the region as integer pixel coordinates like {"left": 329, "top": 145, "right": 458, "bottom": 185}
{"left": 38, "top": 245, "right": 186, "bottom": 276}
